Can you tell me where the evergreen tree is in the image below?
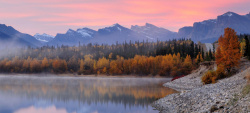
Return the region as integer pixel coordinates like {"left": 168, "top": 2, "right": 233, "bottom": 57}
{"left": 244, "top": 36, "right": 250, "bottom": 60}
{"left": 209, "top": 49, "right": 213, "bottom": 60}
{"left": 190, "top": 41, "right": 195, "bottom": 59}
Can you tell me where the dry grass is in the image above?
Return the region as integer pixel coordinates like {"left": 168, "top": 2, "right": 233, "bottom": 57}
{"left": 246, "top": 71, "right": 250, "bottom": 84}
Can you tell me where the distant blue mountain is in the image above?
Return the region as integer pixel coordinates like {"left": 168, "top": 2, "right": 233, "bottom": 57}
{"left": 47, "top": 23, "right": 177, "bottom": 46}
{"left": 177, "top": 12, "right": 250, "bottom": 43}
{"left": 48, "top": 28, "right": 96, "bottom": 46}
{"left": 131, "top": 23, "right": 177, "bottom": 41}
{"left": 0, "top": 24, "right": 41, "bottom": 48}
{"left": 87, "top": 23, "right": 140, "bottom": 44}
{"left": 2, "top": 11, "right": 250, "bottom": 47}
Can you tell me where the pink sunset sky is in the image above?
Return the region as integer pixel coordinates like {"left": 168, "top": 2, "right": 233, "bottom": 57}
{"left": 0, "top": 0, "right": 250, "bottom": 36}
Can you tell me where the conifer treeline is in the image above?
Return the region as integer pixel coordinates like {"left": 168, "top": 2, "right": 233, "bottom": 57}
{"left": 0, "top": 39, "right": 205, "bottom": 76}
{"left": 3, "top": 39, "right": 202, "bottom": 60}
{"left": 238, "top": 34, "right": 250, "bottom": 59}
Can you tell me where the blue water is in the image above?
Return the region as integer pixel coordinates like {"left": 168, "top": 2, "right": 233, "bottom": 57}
{"left": 0, "top": 76, "right": 176, "bottom": 113}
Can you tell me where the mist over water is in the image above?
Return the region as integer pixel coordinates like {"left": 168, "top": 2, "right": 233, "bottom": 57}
{"left": 0, "top": 75, "right": 176, "bottom": 113}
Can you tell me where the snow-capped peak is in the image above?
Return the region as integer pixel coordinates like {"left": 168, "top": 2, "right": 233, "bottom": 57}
{"left": 34, "top": 33, "right": 55, "bottom": 43}
{"left": 34, "top": 33, "right": 54, "bottom": 38}
{"left": 222, "top": 12, "right": 236, "bottom": 17}
{"left": 199, "top": 19, "right": 217, "bottom": 24}
{"left": 99, "top": 23, "right": 127, "bottom": 33}
{"left": 76, "top": 28, "right": 93, "bottom": 37}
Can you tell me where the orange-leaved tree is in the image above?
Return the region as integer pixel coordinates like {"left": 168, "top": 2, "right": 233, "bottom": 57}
{"left": 182, "top": 54, "right": 193, "bottom": 74}
{"left": 216, "top": 28, "right": 241, "bottom": 73}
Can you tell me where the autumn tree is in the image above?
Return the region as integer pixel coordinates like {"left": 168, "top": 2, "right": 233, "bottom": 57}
{"left": 22, "top": 56, "right": 31, "bottom": 73}
{"left": 109, "top": 60, "right": 122, "bottom": 75}
{"left": 182, "top": 54, "right": 193, "bottom": 74}
{"left": 52, "top": 59, "right": 68, "bottom": 73}
{"left": 159, "top": 54, "right": 173, "bottom": 76}
{"left": 30, "top": 59, "right": 41, "bottom": 72}
{"left": 83, "top": 55, "right": 95, "bottom": 74}
{"left": 67, "top": 56, "right": 78, "bottom": 72}
{"left": 96, "top": 57, "right": 109, "bottom": 74}
{"left": 240, "top": 38, "right": 246, "bottom": 56}
{"left": 41, "top": 57, "right": 49, "bottom": 71}
{"left": 195, "top": 52, "right": 203, "bottom": 64}
{"left": 79, "top": 59, "right": 85, "bottom": 74}
{"left": 216, "top": 28, "right": 241, "bottom": 73}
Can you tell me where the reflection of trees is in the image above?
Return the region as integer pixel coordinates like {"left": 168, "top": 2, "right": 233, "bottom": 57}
{"left": 0, "top": 77, "right": 177, "bottom": 107}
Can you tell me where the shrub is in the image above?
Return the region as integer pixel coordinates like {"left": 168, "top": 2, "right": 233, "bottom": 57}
{"left": 202, "top": 64, "right": 229, "bottom": 85}
{"left": 201, "top": 71, "right": 217, "bottom": 84}
{"left": 216, "top": 64, "right": 226, "bottom": 79}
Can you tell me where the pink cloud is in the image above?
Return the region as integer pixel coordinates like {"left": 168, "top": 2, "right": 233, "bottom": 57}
{"left": 0, "top": 13, "right": 35, "bottom": 18}
{"left": 0, "top": 0, "right": 250, "bottom": 35}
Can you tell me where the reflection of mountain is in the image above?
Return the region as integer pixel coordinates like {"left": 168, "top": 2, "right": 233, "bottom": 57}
{"left": 0, "top": 76, "right": 177, "bottom": 113}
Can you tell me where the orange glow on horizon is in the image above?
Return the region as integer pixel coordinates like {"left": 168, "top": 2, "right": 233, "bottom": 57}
{"left": 0, "top": 0, "right": 249, "bottom": 35}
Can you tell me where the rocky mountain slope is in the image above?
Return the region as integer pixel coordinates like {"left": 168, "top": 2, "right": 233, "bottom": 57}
{"left": 131, "top": 23, "right": 177, "bottom": 41}
{"left": 178, "top": 12, "right": 250, "bottom": 43}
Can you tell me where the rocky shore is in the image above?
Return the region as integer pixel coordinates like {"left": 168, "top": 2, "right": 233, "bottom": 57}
{"left": 152, "top": 61, "right": 250, "bottom": 113}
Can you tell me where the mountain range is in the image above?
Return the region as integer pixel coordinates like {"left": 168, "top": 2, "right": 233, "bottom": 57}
{"left": 47, "top": 23, "right": 176, "bottom": 46}
{"left": 0, "top": 24, "right": 41, "bottom": 48}
{"left": 178, "top": 11, "right": 250, "bottom": 43}
{"left": 0, "top": 11, "right": 250, "bottom": 47}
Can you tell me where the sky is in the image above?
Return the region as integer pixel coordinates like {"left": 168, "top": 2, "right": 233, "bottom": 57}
{"left": 0, "top": 0, "right": 250, "bottom": 36}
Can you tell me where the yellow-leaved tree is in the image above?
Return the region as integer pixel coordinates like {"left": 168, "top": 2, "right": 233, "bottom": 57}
{"left": 182, "top": 54, "right": 193, "bottom": 74}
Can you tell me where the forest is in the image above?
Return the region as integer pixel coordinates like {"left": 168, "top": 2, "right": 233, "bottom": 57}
{"left": 202, "top": 28, "right": 250, "bottom": 84}
{"left": 0, "top": 36, "right": 249, "bottom": 76}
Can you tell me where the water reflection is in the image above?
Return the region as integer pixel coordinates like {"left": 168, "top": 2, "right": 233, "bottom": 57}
{"left": 0, "top": 76, "right": 177, "bottom": 113}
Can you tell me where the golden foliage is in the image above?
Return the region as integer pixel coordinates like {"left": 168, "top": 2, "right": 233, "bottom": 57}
{"left": 52, "top": 59, "right": 67, "bottom": 73}
{"left": 216, "top": 28, "right": 241, "bottom": 73}
{"left": 202, "top": 71, "right": 217, "bottom": 84}
{"left": 41, "top": 57, "right": 49, "bottom": 69}
{"left": 0, "top": 53, "right": 195, "bottom": 76}
{"left": 195, "top": 52, "right": 203, "bottom": 64}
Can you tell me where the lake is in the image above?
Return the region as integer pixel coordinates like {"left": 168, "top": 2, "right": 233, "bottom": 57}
{"left": 0, "top": 75, "right": 177, "bottom": 113}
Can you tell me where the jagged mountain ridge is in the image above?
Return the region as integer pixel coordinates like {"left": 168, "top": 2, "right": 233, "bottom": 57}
{"left": 131, "top": 23, "right": 177, "bottom": 41}
{"left": 178, "top": 11, "right": 250, "bottom": 43}
{"left": 47, "top": 28, "right": 96, "bottom": 46}
{"left": 1, "top": 11, "right": 250, "bottom": 47}
{"left": 48, "top": 23, "right": 175, "bottom": 46}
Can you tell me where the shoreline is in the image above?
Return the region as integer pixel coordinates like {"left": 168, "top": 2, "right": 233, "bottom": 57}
{"left": 0, "top": 73, "right": 172, "bottom": 79}
{"left": 152, "top": 61, "right": 250, "bottom": 113}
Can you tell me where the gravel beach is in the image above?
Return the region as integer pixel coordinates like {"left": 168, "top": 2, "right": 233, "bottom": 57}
{"left": 152, "top": 61, "right": 250, "bottom": 113}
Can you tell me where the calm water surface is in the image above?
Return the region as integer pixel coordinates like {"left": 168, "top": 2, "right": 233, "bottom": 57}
{"left": 0, "top": 75, "right": 177, "bottom": 113}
